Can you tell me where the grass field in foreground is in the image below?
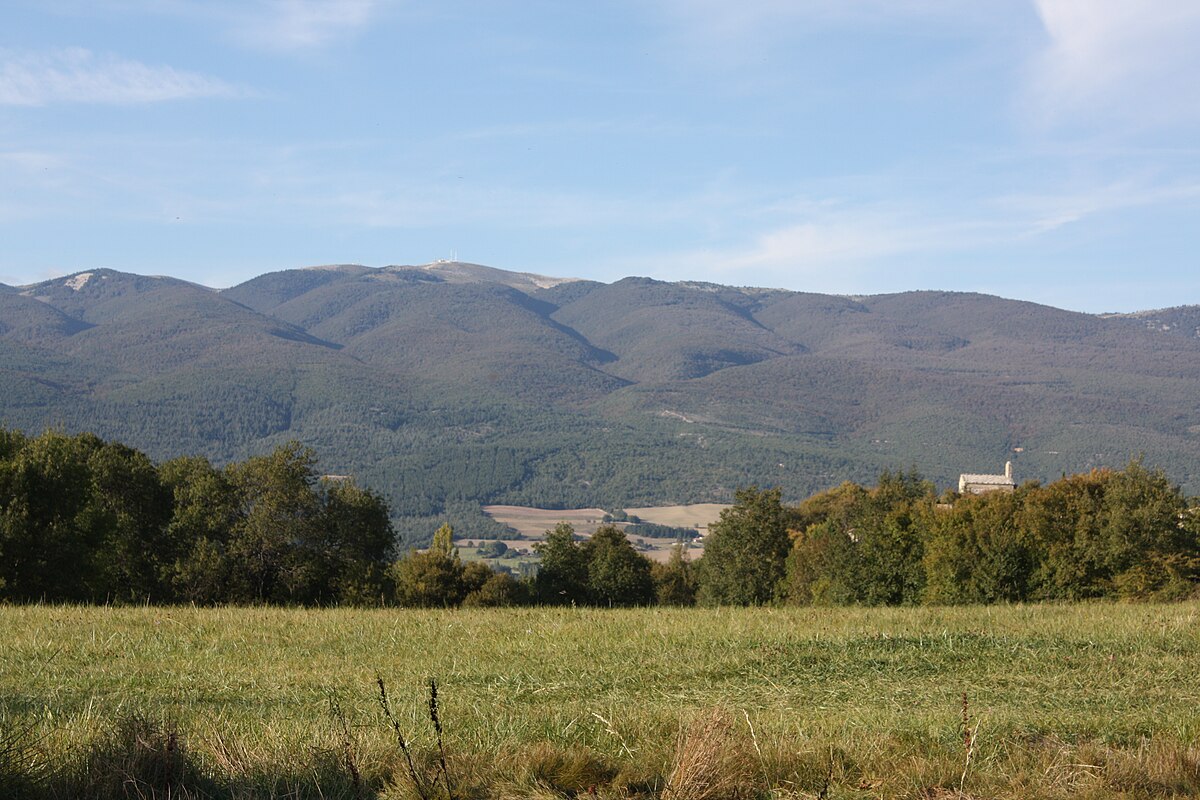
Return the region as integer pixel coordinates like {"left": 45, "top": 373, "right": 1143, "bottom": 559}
{"left": 1, "top": 603, "right": 1199, "bottom": 798}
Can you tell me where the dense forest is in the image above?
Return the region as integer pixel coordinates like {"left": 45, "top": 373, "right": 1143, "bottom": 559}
{"left": 2, "top": 429, "right": 1197, "bottom": 607}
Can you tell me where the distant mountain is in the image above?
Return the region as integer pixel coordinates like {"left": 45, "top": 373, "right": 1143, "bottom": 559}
{"left": 551, "top": 277, "right": 802, "bottom": 382}
{"left": 5, "top": 261, "right": 1200, "bottom": 544}
{"left": 0, "top": 291, "right": 95, "bottom": 341}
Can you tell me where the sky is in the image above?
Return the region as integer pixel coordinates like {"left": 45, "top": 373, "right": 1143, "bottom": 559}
{"left": 2, "top": 1, "right": 1199, "bottom": 313}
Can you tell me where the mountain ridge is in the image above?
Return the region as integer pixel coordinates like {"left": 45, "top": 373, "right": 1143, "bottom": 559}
{"left": 4, "top": 261, "right": 1199, "bottom": 543}
{"left": 15, "top": 263, "right": 1192, "bottom": 316}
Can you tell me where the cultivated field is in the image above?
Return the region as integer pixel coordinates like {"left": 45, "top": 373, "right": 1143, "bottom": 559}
{"left": 477, "top": 504, "right": 728, "bottom": 564}
{"left": 480, "top": 505, "right": 612, "bottom": 538}
{"left": 1, "top": 603, "right": 1198, "bottom": 799}
{"left": 624, "top": 504, "right": 730, "bottom": 531}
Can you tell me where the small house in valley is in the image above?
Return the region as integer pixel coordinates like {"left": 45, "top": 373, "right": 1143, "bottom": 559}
{"left": 958, "top": 461, "right": 1016, "bottom": 494}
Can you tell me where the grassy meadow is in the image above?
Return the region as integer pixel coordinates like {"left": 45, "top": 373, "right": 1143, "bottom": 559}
{"left": 2, "top": 603, "right": 1199, "bottom": 799}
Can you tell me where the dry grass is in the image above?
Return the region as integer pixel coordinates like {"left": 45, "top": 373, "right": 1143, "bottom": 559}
{"left": 661, "top": 709, "right": 754, "bottom": 800}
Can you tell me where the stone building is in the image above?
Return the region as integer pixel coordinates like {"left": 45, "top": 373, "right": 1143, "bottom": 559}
{"left": 958, "top": 461, "right": 1016, "bottom": 494}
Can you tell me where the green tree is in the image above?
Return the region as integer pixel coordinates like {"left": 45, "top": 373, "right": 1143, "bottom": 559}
{"left": 85, "top": 440, "right": 174, "bottom": 602}
{"left": 840, "top": 470, "right": 933, "bottom": 605}
{"left": 0, "top": 428, "right": 26, "bottom": 461}
{"left": 160, "top": 456, "right": 238, "bottom": 604}
{"left": 1021, "top": 461, "right": 1199, "bottom": 599}
{"left": 783, "top": 481, "right": 869, "bottom": 605}
{"left": 652, "top": 543, "right": 697, "bottom": 606}
{"left": 784, "top": 518, "right": 859, "bottom": 605}
{"left": 787, "top": 480, "right": 870, "bottom": 535}
{"left": 476, "top": 540, "right": 508, "bottom": 558}
{"left": 582, "top": 525, "right": 654, "bottom": 606}
{"left": 1101, "top": 461, "right": 1199, "bottom": 598}
{"left": 1020, "top": 471, "right": 1105, "bottom": 599}
{"left": 697, "top": 487, "right": 791, "bottom": 605}
{"left": 534, "top": 522, "right": 588, "bottom": 605}
{"left": 782, "top": 471, "right": 934, "bottom": 606}
{"left": 463, "top": 570, "right": 528, "bottom": 607}
{"left": 317, "top": 479, "right": 396, "bottom": 604}
{"left": 392, "top": 523, "right": 466, "bottom": 607}
{"left": 224, "top": 442, "right": 323, "bottom": 603}
{"left": 921, "top": 489, "right": 1031, "bottom": 604}
{"left": 460, "top": 559, "right": 494, "bottom": 598}
{"left": 0, "top": 431, "right": 106, "bottom": 601}
{"left": 852, "top": 510, "right": 927, "bottom": 605}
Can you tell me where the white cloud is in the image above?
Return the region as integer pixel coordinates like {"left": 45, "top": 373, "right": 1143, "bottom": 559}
{"left": 996, "top": 178, "right": 1200, "bottom": 234}
{"left": 647, "top": 0, "right": 1017, "bottom": 68}
{"left": 48, "top": 1, "right": 383, "bottom": 52}
{"left": 1028, "top": 0, "right": 1200, "bottom": 128}
{"left": 228, "top": 0, "right": 380, "bottom": 51}
{"left": 623, "top": 201, "right": 1002, "bottom": 292}
{"left": 0, "top": 48, "right": 240, "bottom": 106}
{"left": 728, "top": 215, "right": 937, "bottom": 268}
{"left": 627, "top": 168, "right": 1200, "bottom": 292}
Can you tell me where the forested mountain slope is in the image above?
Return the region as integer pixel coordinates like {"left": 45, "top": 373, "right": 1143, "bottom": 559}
{"left": 4, "top": 262, "right": 1199, "bottom": 544}
{"left": 1107, "top": 305, "right": 1200, "bottom": 340}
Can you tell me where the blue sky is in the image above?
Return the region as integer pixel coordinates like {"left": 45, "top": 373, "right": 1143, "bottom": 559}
{"left": 2, "top": 1, "right": 1198, "bottom": 312}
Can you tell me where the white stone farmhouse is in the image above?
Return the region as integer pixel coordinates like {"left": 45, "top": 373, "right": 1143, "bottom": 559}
{"left": 958, "top": 461, "right": 1016, "bottom": 494}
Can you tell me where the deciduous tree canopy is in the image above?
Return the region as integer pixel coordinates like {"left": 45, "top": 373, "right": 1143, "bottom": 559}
{"left": 0, "top": 430, "right": 394, "bottom": 605}
{"left": 1, "top": 427, "right": 1197, "bottom": 607}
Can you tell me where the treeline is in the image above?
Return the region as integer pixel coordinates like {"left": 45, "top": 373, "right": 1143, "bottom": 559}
{"left": 764, "top": 464, "right": 1200, "bottom": 605}
{"left": 0, "top": 429, "right": 394, "bottom": 605}
{"left": 491, "top": 462, "right": 1200, "bottom": 608}
{"left": 376, "top": 460, "right": 1196, "bottom": 608}
{"left": 390, "top": 521, "right": 698, "bottom": 608}
{"left": 0, "top": 428, "right": 695, "bottom": 608}
{"left": 623, "top": 522, "right": 700, "bottom": 540}
{"left": 4, "top": 428, "right": 1199, "bottom": 607}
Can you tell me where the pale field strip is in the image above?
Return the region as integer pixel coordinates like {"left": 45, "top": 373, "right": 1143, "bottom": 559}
{"left": 475, "top": 504, "right": 729, "bottom": 562}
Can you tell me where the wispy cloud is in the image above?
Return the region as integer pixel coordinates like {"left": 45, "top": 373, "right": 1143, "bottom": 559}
{"left": 0, "top": 48, "right": 241, "bottom": 106}
{"left": 628, "top": 166, "right": 1200, "bottom": 293}
{"left": 49, "top": 1, "right": 384, "bottom": 52}
{"left": 225, "top": 0, "right": 381, "bottom": 51}
{"left": 654, "top": 204, "right": 1000, "bottom": 290}
{"left": 997, "top": 178, "right": 1200, "bottom": 234}
{"left": 1027, "top": 0, "right": 1200, "bottom": 129}
{"left": 647, "top": 0, "right": 1018, "bottom": 68}
{"left": 727, "top": 215, "right": 950, "bottom": 268}
{"left": 0, "top": 133, "right": 700, "bottom": 233}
